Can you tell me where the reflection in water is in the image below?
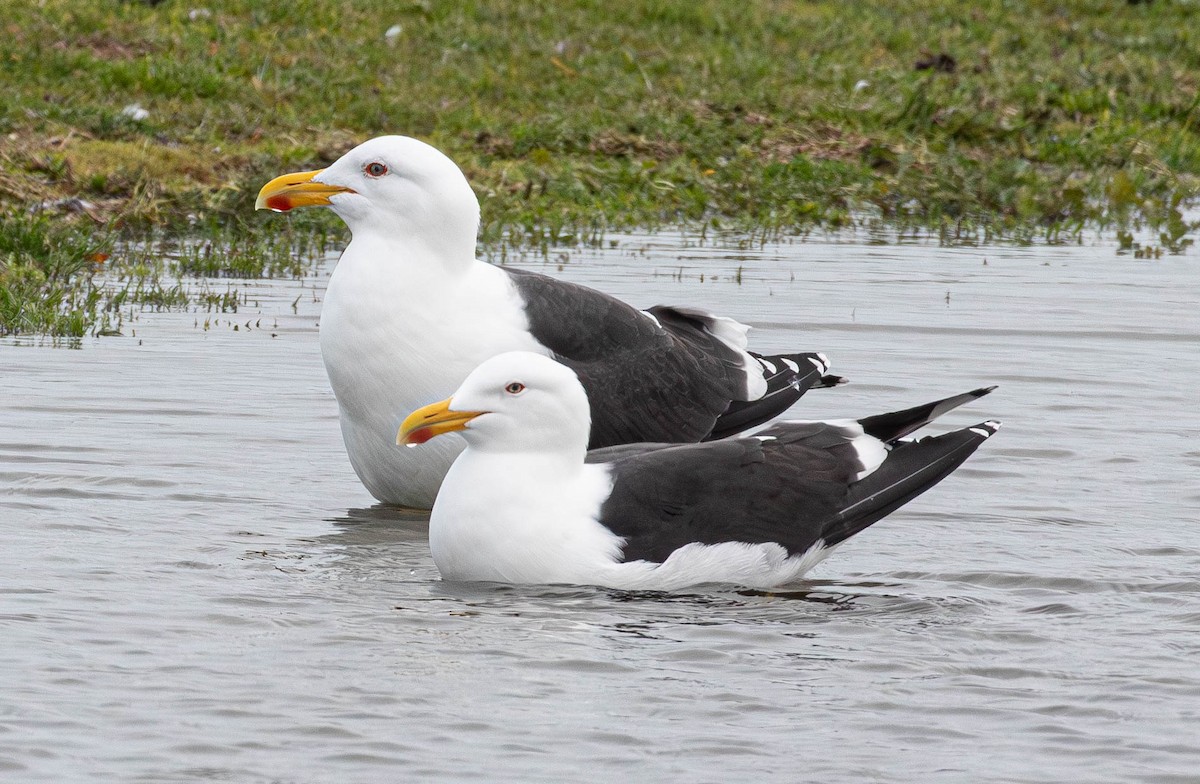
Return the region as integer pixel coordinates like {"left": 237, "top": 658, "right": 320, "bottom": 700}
{"left": 327, "top": 503, "right": 431, "bottom": 535}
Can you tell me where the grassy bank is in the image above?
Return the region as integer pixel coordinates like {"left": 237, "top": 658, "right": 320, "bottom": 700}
{"left": 2, "top": 0, "right": 1199, "bottom": 335}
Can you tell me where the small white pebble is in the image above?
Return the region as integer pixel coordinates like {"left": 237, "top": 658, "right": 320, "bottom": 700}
{"left": 853, "top": 79, "right": 870, "bottom": 92}
{"left": 122, "top": 103, "right": 149, "bottom": 121}
{"left": 385, "top": 24, "right": 403, "bottom": 40}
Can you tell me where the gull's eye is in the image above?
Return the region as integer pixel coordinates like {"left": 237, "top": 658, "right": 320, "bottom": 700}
{"left": 504, "top": 382, "right": 525, "bottom": 395}
{"left": 364, "top": 161, "right": 388, "bottom": 178}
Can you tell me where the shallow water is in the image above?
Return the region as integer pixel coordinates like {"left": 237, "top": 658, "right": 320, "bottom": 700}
{"left": 2, "top": 235, "right": 1198, "bottom": 783}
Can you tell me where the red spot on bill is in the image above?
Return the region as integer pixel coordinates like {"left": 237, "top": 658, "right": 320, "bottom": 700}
{"left": 406, "top": 428, "right": 435, "bottom": 446}
{"left": 265, "top": 195, "right": 294, "bottom": 212}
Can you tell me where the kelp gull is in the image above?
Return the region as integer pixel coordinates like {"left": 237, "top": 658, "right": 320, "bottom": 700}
{"left": 398, "top": 351, "right": 999, "bottom": 590}
{"left": 257, "top": 135, "right": 841, "bottom": 508}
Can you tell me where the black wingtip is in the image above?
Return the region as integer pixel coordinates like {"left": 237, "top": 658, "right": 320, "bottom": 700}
{"left": 821, "top": 421, "right": 998, "bottom": 547}
{"left": 857, "top": 386, "right": 997, "bottom": 443}
{"left": 801, "top": 357, "right": 850, "bottom": 389}
{"left": 707, "top": 351, "right": 831, "bottom": 441}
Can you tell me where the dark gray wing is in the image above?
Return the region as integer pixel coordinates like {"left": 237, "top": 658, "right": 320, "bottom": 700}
{"left": 503, "top": 267, "right": 826, "bottom": 448}
{"left": 598, "top": 434, "right": 859, "bottom": 563}
{"left": 597, "top": 393, "right": 1000, "bottom": 564}
{"left": 585, "top": 442, "right": 681, "bottom": 464}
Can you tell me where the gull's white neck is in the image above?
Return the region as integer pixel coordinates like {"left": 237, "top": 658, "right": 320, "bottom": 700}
{"left": 337, "top": 227, "right": 477, "bottom": 283}
{"left": 465, "top": 432, "right": 590, "bottom": 467}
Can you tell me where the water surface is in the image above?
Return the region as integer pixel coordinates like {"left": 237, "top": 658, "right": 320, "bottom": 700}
{"left": 2, "top": 235, "right": 1198, "bottom": 782}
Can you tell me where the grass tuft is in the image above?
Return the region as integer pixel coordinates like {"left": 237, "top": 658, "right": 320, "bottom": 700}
{"left": 0, "top": 215, "right": 114, "bottom": 338}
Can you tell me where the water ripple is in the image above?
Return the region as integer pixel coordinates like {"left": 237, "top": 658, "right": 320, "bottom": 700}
{"left": 4, "top": 239, "right": 1199, "bottom": 783}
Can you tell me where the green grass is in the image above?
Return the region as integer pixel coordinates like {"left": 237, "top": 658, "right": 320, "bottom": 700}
{"left": 2, "top": 0, "right": 1199, "bottom": 335}
{"left": 0, "top": 217, "right": 291, "bottom": 338}
{"left": 0, "top": 215, "right": 114, "bottom": 338}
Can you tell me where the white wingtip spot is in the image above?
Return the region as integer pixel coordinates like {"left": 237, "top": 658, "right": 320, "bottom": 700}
{"left": 969, "top": 421, "right": 1002, "bottom": 438}
{"left": 760, "top": 358, "right": 777, "bottom": 374}
{"left": 782, "top": 357, "right": 800, "bottom": 373}
{"left": 753, "top": 435, "right": 777, "bottom": 442}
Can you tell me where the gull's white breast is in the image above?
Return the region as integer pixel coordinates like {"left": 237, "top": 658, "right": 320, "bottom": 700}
{"left": 430, "top": 457, "right": 622, "bottom": 584}
{"left": 320, "top": 238, "right": 545, "bottom": 506}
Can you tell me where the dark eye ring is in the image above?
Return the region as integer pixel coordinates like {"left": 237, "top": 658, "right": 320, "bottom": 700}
{"left": 364, "top": 161, "right": 388, "bottom": 177}
{"left": 504, "top": 382, "right": 525, "bottom": 395}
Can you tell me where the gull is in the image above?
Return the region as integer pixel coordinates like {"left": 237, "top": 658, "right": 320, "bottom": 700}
{"left": 257, "top": 136, "right": 840, "bottom": 507}
{"left": 398, "top": 351, "right": 999, "bottom": 589}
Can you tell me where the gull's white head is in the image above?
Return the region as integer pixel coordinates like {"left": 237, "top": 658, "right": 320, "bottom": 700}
{"left": 256, "top": 135, "right": 480, "bottom": 255}
{"left": 398, "top": 352, "right": 592, "bottom": 457}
